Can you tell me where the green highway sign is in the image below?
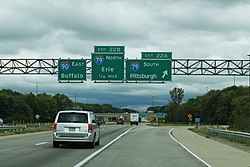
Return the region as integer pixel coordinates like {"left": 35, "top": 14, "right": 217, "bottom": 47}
{"left": 141, "top": 52, "right": 172, "bottom": 60}
{"left": 94, "top": 46, "right": 125, "bottom": 54}
{"left": 58, "top": 59, "right": 86, "bottom": 81}
{"left": 156, "top": 113, "right": 165, "bottom": 119}
{"left": 92, "top": 53, "right": 124, "bottom": 81}
{"left": 126, "top": 59, "right": 172, "bottom": 81}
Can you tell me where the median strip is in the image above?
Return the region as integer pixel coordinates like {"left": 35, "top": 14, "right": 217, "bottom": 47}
{"left": 74, "top": 126, "right": 136, "bottom": 167}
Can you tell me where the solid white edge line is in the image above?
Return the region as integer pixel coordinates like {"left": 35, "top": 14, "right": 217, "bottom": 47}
{"left": 169, "top": 128, "right": 212, "bottom": 167}
{"left": 74, "top": 126, "right": 136, "bottom": 167}
{"left": 35, "top": 142, "right": 48, "bottom": 146}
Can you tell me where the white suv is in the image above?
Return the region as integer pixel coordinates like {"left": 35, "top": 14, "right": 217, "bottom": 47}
{"left": 53, "top": 110, "right": 100, "bottom": 148}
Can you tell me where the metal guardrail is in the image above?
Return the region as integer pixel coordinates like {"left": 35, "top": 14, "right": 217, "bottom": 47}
{"left": 208, "top": 128, "right": 250, "bottom": 139}
{"left": 0, "top": 125, "right": 27, "bottom": 131}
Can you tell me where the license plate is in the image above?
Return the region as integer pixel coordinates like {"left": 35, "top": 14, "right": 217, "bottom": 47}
{"left": 69, "top": 127, "right": 75, "bottom": 132}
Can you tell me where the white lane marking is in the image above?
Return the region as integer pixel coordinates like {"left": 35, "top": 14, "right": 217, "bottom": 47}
{"left": 128, "top": 130, "right": 137, "bottom": 133}
{"left": 169, "top": 128, "right": 212, "bottom": 167}
{"left": 74, "top": 126, "right": 136, "bottom": 167}
{"left": 35, "top": 142, "right": 48, "bottom": 146}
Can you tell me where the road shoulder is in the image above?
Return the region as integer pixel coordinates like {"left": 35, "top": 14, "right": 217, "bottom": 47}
{"left": 173, "top": 126, "right": 250, "bottom": 167}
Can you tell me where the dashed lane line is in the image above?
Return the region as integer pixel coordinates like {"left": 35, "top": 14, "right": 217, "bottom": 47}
{"left": 74, "top": 126, "right": 136, "bottom": 167}
{"left": 35, "top": 142, "right": 48, "bottom": 146}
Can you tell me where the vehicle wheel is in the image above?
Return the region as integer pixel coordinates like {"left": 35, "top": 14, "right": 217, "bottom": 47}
{"left": 96, "top": 137, "right": 100, "bottom": 146}
{"left": 53, "top": 141, "right": 59, "bottom": 148}
{"left": 89, "top": 136, "right": 96, "bottom": 148}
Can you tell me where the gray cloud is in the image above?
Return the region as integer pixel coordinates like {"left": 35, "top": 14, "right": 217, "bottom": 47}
{"left": 0, "top": 0, "right": 249, "bottom": 111}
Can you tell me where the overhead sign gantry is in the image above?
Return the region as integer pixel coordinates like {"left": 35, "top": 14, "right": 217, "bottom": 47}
{"left": 1, "top": 46, "right": 248, "bottom": 83}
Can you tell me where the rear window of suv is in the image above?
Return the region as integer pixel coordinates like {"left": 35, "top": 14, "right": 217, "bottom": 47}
{"left": 57, "top": 113, "right": 88, "bottom": 123}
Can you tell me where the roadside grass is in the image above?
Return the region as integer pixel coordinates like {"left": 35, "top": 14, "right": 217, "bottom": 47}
{"left": 146, "top": 123, "right": 250, "bottom": 152}
{"left": 0, "top": 123, "right": 53, "bottom": 137}
{"left": 101, "top": 122, "right": 123, "bottom": 126}
{"left": 0, "top": 127, "right": 52, "bottom": 137}
{"left": 189, "top": 127, "right": 214, "bottom": 139}
{"left": 146, "top": 123, "right": 195, "bottom": 126}
{"left": 0, "top": 122, "right": 118, "bottom": 137}
{"left": 189, "top": 127, "right": 250, "bottom": 148}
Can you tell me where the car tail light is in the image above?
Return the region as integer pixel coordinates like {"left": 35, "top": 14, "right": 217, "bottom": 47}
{"left": 53, "top": 123, "right": 57, "bottom": 132}
{"left": 88, "top": 124, "right": 92, "bottom": 133}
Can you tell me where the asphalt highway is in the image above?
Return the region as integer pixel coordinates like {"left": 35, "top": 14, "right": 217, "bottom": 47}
{"left": 0, "top": 125, "right": 131, "bottom": 167}
{"left": 2, "top": 123, "right": 249, "bottom": 167}
{"left": 0, "top": 124, "right": 209, "bottom": 167}
{"left": 85, "top": 124, "right": 205, "bottom": 167}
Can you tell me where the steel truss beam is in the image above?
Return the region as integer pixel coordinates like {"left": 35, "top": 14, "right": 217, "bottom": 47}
{"left": 173, "top": 59, "right": 249, "bottom": 76}
{"left": 0, "top": 59, "right": 58, "bottom": 74}
{"left": 0, "top": 59, "right": 249, "bottom": 76}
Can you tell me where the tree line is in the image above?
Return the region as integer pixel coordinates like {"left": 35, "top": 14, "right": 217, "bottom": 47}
{"left": 148, "top": 86, "right": 250, "bottom": 132}
{"left": 0, "top": 89, "right": 134, "bottom": 123}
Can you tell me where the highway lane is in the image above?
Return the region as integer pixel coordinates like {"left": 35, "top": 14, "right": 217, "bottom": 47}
{"left": 0, "top": 124, "right": 131, "bottom": 167}
{"left": 85, "top": 124, "right": 206, "bottom": 167}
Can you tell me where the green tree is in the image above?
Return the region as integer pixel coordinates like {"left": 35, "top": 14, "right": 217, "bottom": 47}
{"left": 24, "top": 93, "right": 40, "bottom": 120}
{"left": 229, "top": 96, "right": 250, "bottom": 131}
{"left": 102, "top": 104, "right": 112, "bottom": 113}
{"left": 52, "top": 93, "right": 73, "bottom": 111}
{"left": 0, "top": 95, "right": 12, "bottom": 121}
{"left": 0, "top": 89, "right": 138, "bottom": 123}
{"left": 169, "top": 87, "right": 184, "bottom": 104}
{"left": 164, "top": 102, "right": 179, "bottom": 122}
{"left": 11, "top": 97, "right": 33, "bottom": 122}
{"left": 36, "top": 93, "right": 58, "bottom": 122}
{"left": 0, "top": 90, "right": 33, "bottom": 123}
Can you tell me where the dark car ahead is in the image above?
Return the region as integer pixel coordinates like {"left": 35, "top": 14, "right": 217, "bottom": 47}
{"left": 117, "top": 117, "right": 124, "bottom": 125}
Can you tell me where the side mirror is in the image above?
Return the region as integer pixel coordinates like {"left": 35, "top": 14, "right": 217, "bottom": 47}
{"left": 97, "top": 119, "right": 102, "bottom": 126}
{"left": 92, "top": 119, "right": 102, "bottom": 125}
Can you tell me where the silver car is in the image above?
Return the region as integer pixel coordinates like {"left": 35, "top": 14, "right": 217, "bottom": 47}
{"left": 53, "top": 110, "right": 100, "bottom": 148}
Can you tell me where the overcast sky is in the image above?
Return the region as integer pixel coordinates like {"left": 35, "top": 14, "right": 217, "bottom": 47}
{"left": 0, "top": 0, "right": 249, "bottom": 112}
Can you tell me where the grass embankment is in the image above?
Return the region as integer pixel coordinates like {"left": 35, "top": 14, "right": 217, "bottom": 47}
{"left": 146, "top": 122, "right": 195, "bottom": 126}
{"left": 0, "top": 123, "right": 53, "bottom": 137}
{"left": 0, "top": 127, "right": 52, "bottom": 136}
{"left": 189, "top": 127, "right": 250, "bottom": 149}
{"left": 189, "top": 127, "right": 213, "bottom": 138}
{"left": 0, "top": 122, "right": 119, "bottom": 137}
{"left": 147, "top": 123, "right": 250, "bottom": 151}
